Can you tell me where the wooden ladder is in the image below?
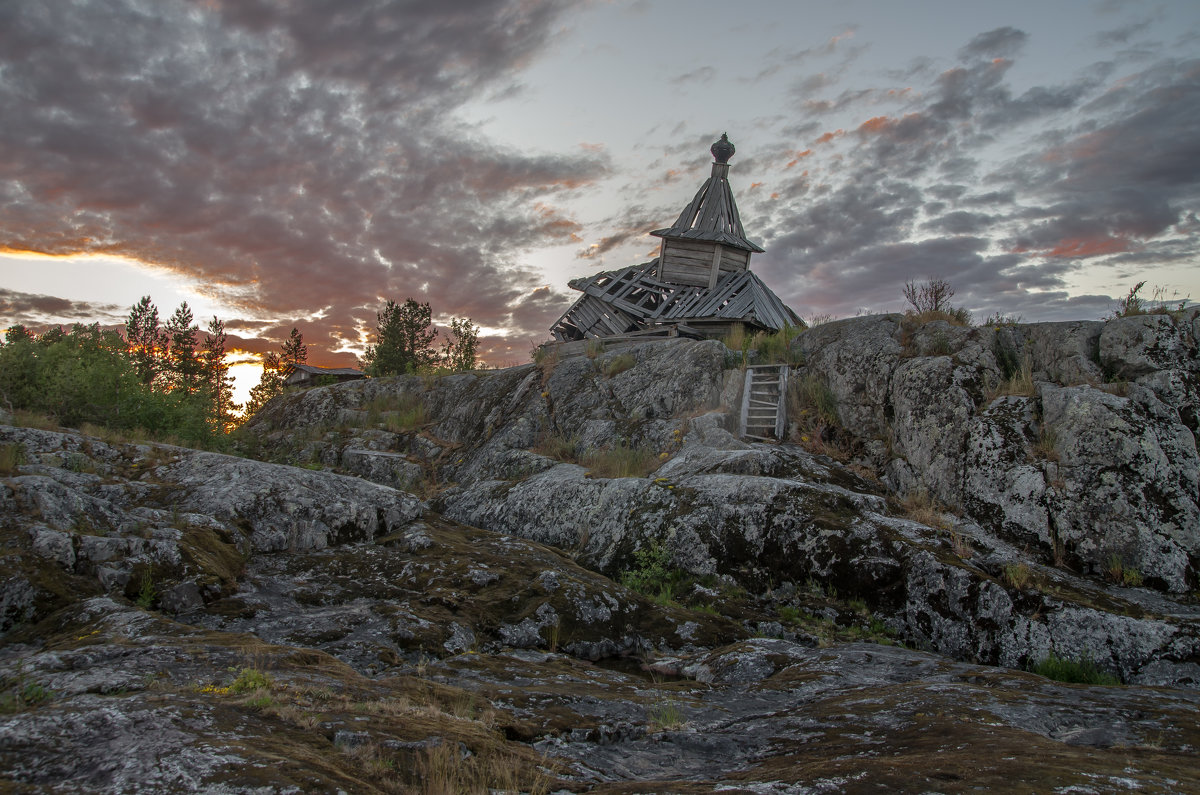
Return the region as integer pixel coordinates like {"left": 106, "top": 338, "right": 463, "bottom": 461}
{"left": 739, "top": 364, "right": 789, "bottom": 441}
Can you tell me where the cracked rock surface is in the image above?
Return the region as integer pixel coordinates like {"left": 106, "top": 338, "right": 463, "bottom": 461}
{"left": 2, "top": 321, "right": 1199, "bottom": 792}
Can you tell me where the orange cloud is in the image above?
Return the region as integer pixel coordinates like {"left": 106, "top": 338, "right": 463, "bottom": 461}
{"left": 814, "top": 130, "right": 844, "bottom": 145}
{"left": 785, "top": 149, "right": 813, "bottom": 169}
{"left": 1045, "top": 236, "right": 1132, "bottom": 258}
{"left": 857, "top": 116, "right": 894, "bottom": 134}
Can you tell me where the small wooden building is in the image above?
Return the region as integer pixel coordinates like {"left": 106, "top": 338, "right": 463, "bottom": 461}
{"left": 551, "top": 134, "right": 801, "bottom": 341}
{"left": 283, "top": 363, "right": 366, "bottom": 388}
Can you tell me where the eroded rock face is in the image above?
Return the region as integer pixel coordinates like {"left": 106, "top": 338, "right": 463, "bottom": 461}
{"left": 0, "top": 425, "right": 422, "bottom": 627}
{"left": 795, "top": 310, "right": 1200, "bottom": 593}
{"left": 231, "top": 329, "right": 1200, "bottom": 686}
{"left": 2, "top": 357, "right": 1199, "bottom": 791}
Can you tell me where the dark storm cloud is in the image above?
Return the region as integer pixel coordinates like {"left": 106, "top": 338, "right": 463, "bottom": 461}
{"left": 504, "top": 285, "right": 573, "bottom": 339}
{"left": 0, "top": 289, "right": 124, "bottom": 323}
{"left": 957, "top": 27, "right": 1028, "bottom": 60}
{"left": 575, "top": 203, "right": 660, "bottom": 263}
{"left": 997, "top": 58, "right": 1200, "bottom": 261}
{"left": 0, "top": 0, "right": 606, "bottom": 361}
{"left": 922, "top": 211, "right": 993, "bottom": 235}
{"left": 747, "top": 29, "right": 1199, "bottom": 322}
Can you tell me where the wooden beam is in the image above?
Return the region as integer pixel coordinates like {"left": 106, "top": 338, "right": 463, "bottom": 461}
{"left": 707, "top": 243, "right": 724, "bottom": 289}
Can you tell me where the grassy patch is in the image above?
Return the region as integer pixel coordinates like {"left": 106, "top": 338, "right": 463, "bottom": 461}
{"left": 788, "top": 373, "right": 853, "bottom": 459}
{"left": 1003, "top": 563, "right": 1032, "bottom": 590}
{"left": 1031, "top": 426, "right": 1059, "bottom": 462}
{"left": 647, "top": 700, "right": 687, "bottom": 732}
{"left": 898, "top": 491, "right": 951, "bottom": 531}
{"left": 1031, "top": 653, "right": 1120, "bottom": 686}
{"left": 746, "top": 325, "right": 803, "bottom": 365}
{"left": 0, "top": 668, "right": 53, "bottom": 713}
{"left": 789, "top": 374, "right": 838, "bottom": 428}
{"left": 987, "top": 352, "right": 1034, "bottom": 400}
{"left": 416, "top": 741, "right": 554, "bottom": 795}
{"left": 228, "top": 667, "right": 274, "bottom": 694}
{"left": 366, "top": 393, "right": 427, "bottom": 432}
{"left": 11, "top": 410, "right": 59, "bottom": 430}
{"left": 0, "top": 442, "right": 27, "bottom": 475}
{"left": 601, "top": 353, "right": 636, "bottom": 378}
{"left": 582, "top": 442, "right": 658, "bottom": 479}
{"left": 1105, "top": 554, "right": 1143, "bottom": 587}
{"left": 906, "top": 308, "right": 972, "bottom": 326}
{"left": 532, "top": 432, "right": 579, "bottom": 463}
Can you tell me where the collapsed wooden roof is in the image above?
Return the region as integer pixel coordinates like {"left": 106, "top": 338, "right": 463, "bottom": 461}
{"left": 550, "top": 133, "right": 800, "bottom": 342}
{"left": 550, "top": 259, "right": 801, "bottom": 341}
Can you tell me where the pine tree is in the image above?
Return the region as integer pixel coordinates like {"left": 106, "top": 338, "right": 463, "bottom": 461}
{"left": 440, "top": 317, "right": 479, "bottom": 372}
{"left": 164, "top": 302, "right": 202, "bottom": 393}
{"left": 125, "top": 296, "right": 167, "bottom": 385}
{"left": 244, "top": 351, "right": 283, "bottom": 417}
{"left": 363, "top": 299, "right": 438, "bottom": 376}
{"left": 281, "top": 327, "right": 307, "bottom": 366}
{"left": 201, "top": 316, "right": 239, "bottom": 432}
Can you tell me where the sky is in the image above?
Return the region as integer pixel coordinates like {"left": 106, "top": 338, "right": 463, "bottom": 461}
{"left": 2, "top": 0, "right": 1198, "bottom": 403}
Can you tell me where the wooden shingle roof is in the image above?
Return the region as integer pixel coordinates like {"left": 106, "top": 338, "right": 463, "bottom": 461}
{"left": 284, "top": 363, "right": 365, "bottom": 377}
{"left": 649, "top": 133, "right": 764, "bottom": 253}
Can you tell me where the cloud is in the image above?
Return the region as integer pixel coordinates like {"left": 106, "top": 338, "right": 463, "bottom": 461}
{"left": 0, "top": 0, "right": 605, "bottom": 361}
{"left": 958, "top": 27, "right": 1028, "bottom": 61}
{"left": 0, "top": 289, "right": 124, "bottom": 324}
{"left": 672, "top": 66, "right": 717, "bottom": 85}
{"left": 738, "top": 31, "right": 1200, "bottom": 323}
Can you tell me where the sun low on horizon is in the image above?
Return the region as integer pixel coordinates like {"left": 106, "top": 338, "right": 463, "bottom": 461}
{"left": 2, "top": 0, "right": 1198, "bottom": 383}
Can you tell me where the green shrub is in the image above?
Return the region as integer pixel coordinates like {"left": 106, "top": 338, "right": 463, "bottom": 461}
{"left": 620, "top": 541, "right": 673, "bottom": 596}
{"left": 0, "top": 668, "right": 53, "bottom": 713}
{"left": 1031, "top": 653, "right": 1120, "bottom": 686}
{"left": 602, "top": 353, "right": 636, "bottom": 378}
{"left": 789, "top": 374, "right": 839, "bottom": 429}
{"left": 136, "top": 570, "right": 157, "bottom": 609}
{"left": 746, "top": 325, "right": 803, "bottom": 365}
{"left": 228, "top": 667, "right": 273, "bottom": 694}
{"left": 902, "top": 278, "right": 971, "bottom": 325}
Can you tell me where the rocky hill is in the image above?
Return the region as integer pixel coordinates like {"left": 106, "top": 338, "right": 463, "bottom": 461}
{"left": 1, "top": 311, "right": 1198, "bottom": 792}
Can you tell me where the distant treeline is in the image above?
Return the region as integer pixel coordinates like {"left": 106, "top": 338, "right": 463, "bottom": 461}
{"left": 0, "top": 296, "right": 481, "bottom": 446}
{"left": 0, "top": 297, "right": 236, "bottom": 447}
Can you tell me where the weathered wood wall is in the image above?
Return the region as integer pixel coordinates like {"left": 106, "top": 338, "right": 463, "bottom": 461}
{"left": 657, "top": 239, "right": 750, "bottom": 287}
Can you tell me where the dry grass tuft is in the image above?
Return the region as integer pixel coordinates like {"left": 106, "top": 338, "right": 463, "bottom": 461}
{"left": 899, "top": 491, "right": 951, "bottom": 531}
{"left": 986, "top": 353, "right": 1034, "bottom": 400}
{"left": 1003, "top": 563, "right": 1032, "bottom": 590}
{"left": 601, "top": 353, "right": 636, "bottom": 378}
{"left": 582, "top": 443, "right": 658, "bottom": 479}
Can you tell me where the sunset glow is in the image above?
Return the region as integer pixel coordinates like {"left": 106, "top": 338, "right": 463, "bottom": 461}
{"left": 1, "top": 0, "right": 1197, "bottom": 383}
